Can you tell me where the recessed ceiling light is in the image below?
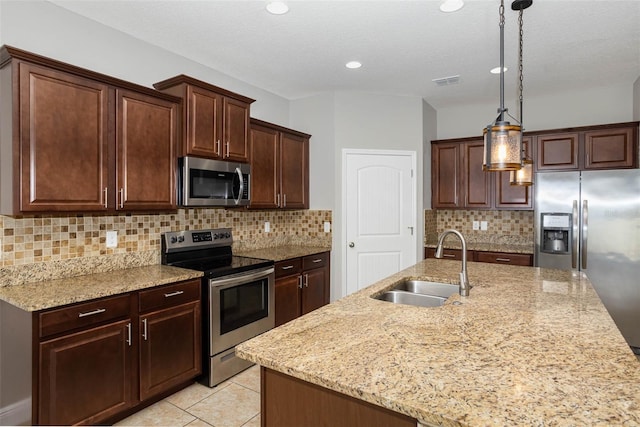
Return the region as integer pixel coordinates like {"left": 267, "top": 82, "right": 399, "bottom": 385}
{"left": 439, "top": 0, "right": 464, "bottom": 13}
{"left": 490, "top": 66, "right": 508, "bottom": 74}
{"left": 266, "top": 1, "right": 289, "bottom": 15}
{"left": 345, "top": 61, "right": 362, "bottom": 69}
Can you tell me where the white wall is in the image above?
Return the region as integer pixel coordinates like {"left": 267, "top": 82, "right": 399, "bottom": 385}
{"left": 0, "top": 0, "right": 290, "bottom": 124}
{"left": 422, "top": 100, "right": 437, "bottom": 211}
{"left": 437, "top": 83, "right": 635, "bottom": 139}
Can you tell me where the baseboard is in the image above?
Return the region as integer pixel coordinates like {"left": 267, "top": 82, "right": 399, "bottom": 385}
{"left": 0, "top": 397, "right": 31, "bottom": 426}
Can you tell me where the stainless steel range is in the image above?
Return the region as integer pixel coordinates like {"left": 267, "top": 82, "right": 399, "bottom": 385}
{"left": 161, "top": 228, "right": 275, "bottom": 387}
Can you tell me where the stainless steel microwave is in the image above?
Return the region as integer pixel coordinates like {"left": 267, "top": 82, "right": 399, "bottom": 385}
{"left": 178, "top": 156, "right": 250, "bottom": 207}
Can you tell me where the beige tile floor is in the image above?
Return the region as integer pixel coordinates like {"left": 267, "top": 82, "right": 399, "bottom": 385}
{"left": 115, "top": 365, "right": 260, "bottom": 427}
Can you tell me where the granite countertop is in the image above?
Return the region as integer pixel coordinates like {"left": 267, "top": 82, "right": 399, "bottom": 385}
{"left": 236, "top": 259, "right": 640, "bottom": 426}
{"left": 424, "top": 241, "right": 534, "bottom": 254}
{"left": 235, "top": 245, "right": 331, "bottom": 262}
{"left": 0, "top": 265, "right": 203, "bottom": 312}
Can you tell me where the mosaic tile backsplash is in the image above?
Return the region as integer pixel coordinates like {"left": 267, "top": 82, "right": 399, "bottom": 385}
{"left": 0, "top": 209, "right": 332, "bottom": 276}
{"left": 425, "top": 209, "right": 534, "bottom": 245}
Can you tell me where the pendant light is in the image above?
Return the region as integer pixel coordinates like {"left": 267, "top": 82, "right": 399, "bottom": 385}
{"left": 483, "top": 0, "right": 532, "bottom": 172}
{"left": 510, "top": 0, "right": 534, "bottom": 186}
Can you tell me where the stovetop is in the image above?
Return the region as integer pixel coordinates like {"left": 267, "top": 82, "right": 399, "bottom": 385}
{"left": 161, "top": 228, "right": 273, "bottom": 279}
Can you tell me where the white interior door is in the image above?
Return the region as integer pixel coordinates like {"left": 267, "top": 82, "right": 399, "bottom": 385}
{"left": 343, "top": 149, "right": 416, "bottom": 295}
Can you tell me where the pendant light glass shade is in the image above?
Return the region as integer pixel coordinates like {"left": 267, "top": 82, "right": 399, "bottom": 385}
{"left": 510, "top": 157, "right": 533, "bottom": 185}
{"left": 482, "top": 123, "right": 522, "bottom": 171}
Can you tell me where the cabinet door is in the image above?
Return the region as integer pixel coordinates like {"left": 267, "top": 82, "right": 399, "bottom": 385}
{"left": 18, "top": 62, "right": 109, "bottom": 212}
{"left": 431, "top": 143, "right": 460, "bottom": 208}
{"left": 186, "top": 85, "right": 222, "bottom": 158}
{"left": 494, "top": 137, "right": 533, "bottom": 210}
{"left": 463, "top": 141, "right": 492, "bottom": 208}
{"left": 38, "top": 320, "right": 133, "bottom": 425}
{"left": 249, "top": 124, "right": 279, "bottom": 208}
{"left": 584, "top": 127, "right": 637, "bottom": 169}
{"left": 301, "top": 268, "right": 327, "bottom": 315}
{"left": 536, "top": 132, "right": 579, "bottom": 171}
{"left": 139, "top": 301, "right": 201, "bottom": 401}
{"left": 275, "top": 275, "right": 301, "bottom": 327}
{"left": 116, "top": 89, "right": 178, "bottom": 210}
{"left": 223, "top": 97, "right": 251, "bottom": 162}
{"left": 280, "top": 132, "right": 309, "bottom": 209}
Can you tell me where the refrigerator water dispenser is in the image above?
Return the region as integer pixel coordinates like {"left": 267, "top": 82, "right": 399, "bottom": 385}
{"left": 540, "top": 213, "right": 571, "bottom": 254}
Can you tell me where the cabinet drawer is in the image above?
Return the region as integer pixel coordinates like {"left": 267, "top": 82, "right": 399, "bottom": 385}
{"left": 475, "top": 251, "right": 533, "bottom": 266}
{"left": 275, "top": 258, "right": 303, "bottom": 279}
{"left": 139, "top": 279, "right": 201, "bottom": 313}
{"left": 302, "top": 252, "right": 329, "bottom": 270}
{"left": 424, "top": 248, "right": 470, "bottom": 260}
{"left": 39, "top": 294, "right": 131, "bottom": 339}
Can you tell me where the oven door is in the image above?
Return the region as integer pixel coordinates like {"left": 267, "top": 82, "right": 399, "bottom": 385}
{"left": 209, "top": 266, "right": 275, "bottom": 355}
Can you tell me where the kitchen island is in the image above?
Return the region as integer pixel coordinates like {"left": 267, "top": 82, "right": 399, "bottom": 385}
{"left": 236, "top": 259, "right": 640, "bottom": 426}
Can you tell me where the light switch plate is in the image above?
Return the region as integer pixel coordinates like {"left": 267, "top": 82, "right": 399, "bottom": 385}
{"left": 264, "top": 221, "right": 271, "bottom": 233}
{"left": 480, "top": 221, "right": 488, "bottom": 231}
{"left": 472, "top": 221, "right": 480, "bottom": 230}
{"left": 106, "top": 231, "right": 118, "bottom": 248}
{"left": 324, "top": 221, "right": 331, "bottom": 233}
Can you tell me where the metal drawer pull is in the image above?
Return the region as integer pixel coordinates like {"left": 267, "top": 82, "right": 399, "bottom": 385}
{"left": 164, "top": 290, "right": 184, "bottom": 298}
{"left": 443, "top": 254, "right": 456, "bottom": 258}
{"left": 281, "top": 265, "right": 295, "bottom": 270}
{"left": 78, "top": 308, "right": 106, "bottom": 318}
{"left": 311, "top": 259, "right": 323, "bottom": 263}
{"left": 495, "top": 258, "right": 511, "bottom": 262}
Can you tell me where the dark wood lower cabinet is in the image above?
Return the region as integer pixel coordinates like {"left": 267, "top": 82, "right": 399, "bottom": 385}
{"left": 38, "top": 320, "right": 133, "bottom": 425}
{"left": 425, "top": 247, "right": 533, "bottom": 266}
{"left": 261, "top": 367, "right": 416, "bottom": 427}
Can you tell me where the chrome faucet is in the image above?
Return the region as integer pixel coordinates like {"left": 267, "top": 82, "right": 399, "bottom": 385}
{"left": 434, "top": 229, "right": 471, "bottom": 296}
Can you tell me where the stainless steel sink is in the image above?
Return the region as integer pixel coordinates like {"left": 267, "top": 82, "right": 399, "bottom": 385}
{"left": 374, "top": 290, "right": 447, "bottom": 307}
{"left": 372, "top": 280, "right": 459, "bottom": 308}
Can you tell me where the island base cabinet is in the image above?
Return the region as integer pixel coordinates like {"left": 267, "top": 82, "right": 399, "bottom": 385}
{"left": 261, "top": 367, "right": 416, "bottom": 427}
{"left": 38, "top": 320, "right": 133, "bottom": 426}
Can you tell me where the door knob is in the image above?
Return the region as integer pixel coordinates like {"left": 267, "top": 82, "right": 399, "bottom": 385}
{"left": 348, "top": 242, "right": 355, "bottom": 248}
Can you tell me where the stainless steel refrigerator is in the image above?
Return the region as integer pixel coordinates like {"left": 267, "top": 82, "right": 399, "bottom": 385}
{"left": 535, "top": 170, "right": 640, "bottom": 352}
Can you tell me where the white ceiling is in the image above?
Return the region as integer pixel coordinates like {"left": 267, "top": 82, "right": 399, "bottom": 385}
{"left": 49, "top": 0, "right": 640, "bottom": 109}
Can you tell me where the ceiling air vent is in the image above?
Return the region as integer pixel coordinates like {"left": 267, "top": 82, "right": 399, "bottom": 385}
{"left": 432, "top": 75, "right": 460, "bottom": 86}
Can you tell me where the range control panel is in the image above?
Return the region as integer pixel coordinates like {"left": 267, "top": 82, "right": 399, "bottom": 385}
{"left": 162, "top": 228, "right": 233, "bottom": 252}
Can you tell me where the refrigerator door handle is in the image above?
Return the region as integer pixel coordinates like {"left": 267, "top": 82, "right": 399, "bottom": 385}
{"left": 582, "top": 200, "right": 588, "bottom": 269}
{"left": 572, "top": 200, "right": 579, "bottom": 269}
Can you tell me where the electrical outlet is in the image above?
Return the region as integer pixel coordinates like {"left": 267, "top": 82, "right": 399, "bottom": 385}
{"left": 324, "top": 221, "right": 331, "bottom": 233}
{"left": 264, "top": 221, "right": 271, "bottom": 233}
{"left": 480, "top": 221, "right": 488, "bottom": 231}
{"left": 472, "top": 221, "right": 480, "bottom": 230}
{"left": 106, "top": 231, "right": 118, "bottom": 248}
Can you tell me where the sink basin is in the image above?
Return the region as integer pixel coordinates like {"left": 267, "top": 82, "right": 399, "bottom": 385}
{"left": 374, "top": 290, "right": 447, "bottom": 308}
{"left": 372, "top": 280, "right": 459, "bottom": 308}
{"left": 392, "top": 280, "right": 459, "bottom": 298}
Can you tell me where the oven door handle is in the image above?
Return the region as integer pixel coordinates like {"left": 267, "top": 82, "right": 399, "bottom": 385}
{"left": 210, "top": 267, "right": 275, "bottom": 289}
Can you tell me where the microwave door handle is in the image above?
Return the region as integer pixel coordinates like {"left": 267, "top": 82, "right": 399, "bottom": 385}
{"left": 235, "top": 167, "right": 244, "bottom": 205}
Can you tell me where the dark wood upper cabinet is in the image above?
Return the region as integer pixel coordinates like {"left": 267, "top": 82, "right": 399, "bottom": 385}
{"left": 534, "top": 122, "right": 638, "bottom": 171}
{"left": 494, "top": 137, "right": 533, "bottom": 209}
{"left": 249, "top": 118, "right": 310, "bottom": 209}
{"left": 0, "top": 45, "right": 181, "bottom": 214}
{"left": 431, "top": 142, "right": 460, "bottom": 208}
{"left": 462, "top": 140, "right": 492, "bottom": 209}
{"left": 153, "top": 75, "right": 254, "bottom": 162}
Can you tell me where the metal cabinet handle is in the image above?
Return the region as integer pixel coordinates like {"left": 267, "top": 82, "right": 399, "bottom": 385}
{"left": 495, "top": 258, "right": 511, "bottom": 262}
{"left": 142, "top": 318, "right": 148, "bottom": 341}
{"left": 78, "top": 308, "right": 106, "bottom": 318}
{"left": 281, "top": 265, "right": 295, "bottom": 270}
{"left": 215, "top": 139, "right": 221, "bottom": 156}
{"left": 126, "top": 322, "right": 132, "bottom": 346}
{"left": 298, "top": 276, "right": 303, "bottom": 289}
{"left": 225, "top": 141, "right": 230, "bottom": 158}
{"left": 164, "top": 290, "right": 184, "bottom": 298}
{"left": 119, "top": 188, "right": 124, "bottom": 209}
{"left": 443, "top": 254, "right": 456, "bottom": 258}
{"left": 311, "top": 259, "right": 323, "bottom": 263}
{"left": 103, "top": 187, "right": 108, "bottom": 209}
{"left": 283, "top": 194, "right": 287, "bottom": 207}
{"left": 276, "top": 194, "right": 281, "bottom": 208}
{"left": 304, "top": 274, "right": 309, "bottom": 287}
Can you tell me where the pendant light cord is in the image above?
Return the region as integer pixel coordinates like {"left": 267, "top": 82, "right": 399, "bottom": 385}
{"left": 518, "top": 7, "right": 524, "bottom": 127}
{"left": 499, "top": 0, "right": 506, "bottom": 121}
